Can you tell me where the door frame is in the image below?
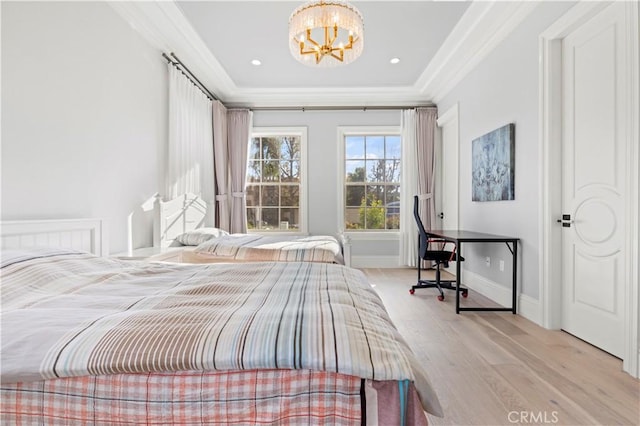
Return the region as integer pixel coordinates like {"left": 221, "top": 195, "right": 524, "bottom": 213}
{"left": 436, "top": 103, "right": 460, "bottom": 229}
{"left": 538, "top": 1, "right": 639, "bottom": 377}
{"left": 436, "top": 104, "right": 460, "bottom": 275}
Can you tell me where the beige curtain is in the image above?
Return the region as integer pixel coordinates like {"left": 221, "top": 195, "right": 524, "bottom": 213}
{"left": 212, "top": 101, "right": 230, "bottom": 231}
{"left": 400, "top": 109, "right": 419, "bottom": 266}
{"left": 416, "top": 107, "right": 438, "bottom": 232}
{"left": 227, "top": 109, "right": 253, "bottom": 233}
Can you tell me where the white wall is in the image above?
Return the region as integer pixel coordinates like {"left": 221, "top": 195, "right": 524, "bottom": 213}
{"left": 1, "top": 2, "right": 167, "bottom": 254}
{"left": 437, "top": 1, "right": 575, "bottom": 299}
{"left": 252, "top": 109, "right": 401, "bottom": 261}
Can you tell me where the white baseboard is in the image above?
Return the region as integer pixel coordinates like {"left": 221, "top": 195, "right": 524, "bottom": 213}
{"left": 351, "top": 255, "right": 400, "bottom": 269}
{"left": 463, "top": 270, "right": 541, "bottom": 325}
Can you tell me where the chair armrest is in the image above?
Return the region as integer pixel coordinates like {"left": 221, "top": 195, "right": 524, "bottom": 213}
{"left": 427, "top": 238, "right": 458, "bottom": 258}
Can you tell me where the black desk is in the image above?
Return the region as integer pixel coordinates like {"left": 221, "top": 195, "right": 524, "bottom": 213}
{"left": 426, "top": 230, "right": 519, "bottom": 314}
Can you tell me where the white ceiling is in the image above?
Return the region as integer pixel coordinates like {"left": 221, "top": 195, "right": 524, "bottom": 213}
{"left": 175, "top": 1, "right": 470, "bottom": 90}
{"left": 109, "top": 1, "right": 539, "bottom": 107}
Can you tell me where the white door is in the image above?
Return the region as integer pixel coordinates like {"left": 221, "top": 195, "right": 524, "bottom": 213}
{"left": 561, "top": 2, "right": 627, "bottom": 358}
{"left": 437, "top": 105, "right": 460, "bottom": 274}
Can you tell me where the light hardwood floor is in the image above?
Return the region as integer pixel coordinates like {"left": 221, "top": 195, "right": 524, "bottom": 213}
{"left": 360, "top": 268, "right": 640, "bottom": 426}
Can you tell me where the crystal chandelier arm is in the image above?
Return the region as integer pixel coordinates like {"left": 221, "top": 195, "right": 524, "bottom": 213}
{"left": 325, "top": 25, "right": 338, "bottom": 48}
{"left": 305, "top": 28, "right": 319, "bottom": 48}
{"left": 328, "top": 50, "right": 345, "bottom": 62}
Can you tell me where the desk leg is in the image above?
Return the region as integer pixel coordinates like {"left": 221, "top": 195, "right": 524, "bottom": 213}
{"left": 456, "top": 242, "right": 462, "bottom": 314}
{"left": 512, "top": 241, "right": 518, "bottom": 314}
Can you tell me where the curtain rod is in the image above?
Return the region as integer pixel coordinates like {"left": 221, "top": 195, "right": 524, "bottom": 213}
{"left": 162, "top": 52, "right": 218, "bottom": 101}
{"left": 246, "top": 105, "right": 436, "bottom": 112}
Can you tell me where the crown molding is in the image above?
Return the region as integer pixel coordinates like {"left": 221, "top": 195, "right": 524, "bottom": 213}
{"left": 109, "top": 1, "right": 537, "bottom": 107}
{"left": 416, "top": 1, "right": 539, "bottom": 103}
{"left": 223, "top": 86, "right": 428, "bottom": 108}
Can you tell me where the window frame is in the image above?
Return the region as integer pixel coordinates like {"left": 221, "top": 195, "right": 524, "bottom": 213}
{"left": 337, "top": 125, "right": 402, "bottom": 236}
{"left": 247, "top": 126, "right": 308, "bottom": 235}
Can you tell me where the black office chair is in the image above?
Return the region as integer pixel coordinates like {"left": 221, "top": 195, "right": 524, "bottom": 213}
{"left": 410, "top": 195, "right": 467, "bottom": 301}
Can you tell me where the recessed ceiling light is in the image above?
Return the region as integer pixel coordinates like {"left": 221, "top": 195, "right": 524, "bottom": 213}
{"left": 390, "top": 57, "right": 400, "bottom": 64}
{"left": 251, "top": 59, "right": 262, "bottom": 66}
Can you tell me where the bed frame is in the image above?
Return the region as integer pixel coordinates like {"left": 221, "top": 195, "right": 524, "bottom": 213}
{"left": 153, "top": 193, "right": 209, "bottom": 247}
{"left": 0, "top": 218, "right": 107, "bottom": 256}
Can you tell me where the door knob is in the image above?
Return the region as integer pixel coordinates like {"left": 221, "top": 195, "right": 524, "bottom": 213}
{"left": 438, "top": 212, "right": 444, "bottom": 219}
{"left": 556, "top": 214, "right": 573, "bottom": 227}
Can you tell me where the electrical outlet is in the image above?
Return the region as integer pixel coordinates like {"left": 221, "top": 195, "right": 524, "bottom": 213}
{"left": 485, "top": 256, "right": 491, "bottom": 267}
{"left": 499, "top": 260, "right": 505, "bottom": 272}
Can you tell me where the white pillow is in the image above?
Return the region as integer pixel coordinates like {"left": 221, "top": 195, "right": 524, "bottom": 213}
{"left": 175, "top": 228, "right": 229, "bottom": 246}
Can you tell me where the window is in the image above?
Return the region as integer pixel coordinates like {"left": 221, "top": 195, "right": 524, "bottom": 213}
{"left": 340, "top": 127, "right": 401, "bottom": 231}
{"left": 246, "top": 127, "right": 307, "bottom": 232}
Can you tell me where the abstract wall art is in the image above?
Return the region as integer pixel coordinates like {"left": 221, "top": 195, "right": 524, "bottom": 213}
{"left": 471, "top": 123, "right": 515, "bottom": 202}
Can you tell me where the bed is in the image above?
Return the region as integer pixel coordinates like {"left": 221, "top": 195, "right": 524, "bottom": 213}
{"left": 1, "top": 219, "right": 441, "bottom": 425}
{"left": 152, "top": 194, "right": 352, "bottom": 266}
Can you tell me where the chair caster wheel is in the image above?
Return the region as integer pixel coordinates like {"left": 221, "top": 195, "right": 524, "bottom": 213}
{"left": 462, "top": 291, "right": 469, "bottom": 298}
{"left": 437, "top": 295, "right": 445, "bottom": 301}
{"left": 409, "top": 289, "right": 415, "bottom": 295}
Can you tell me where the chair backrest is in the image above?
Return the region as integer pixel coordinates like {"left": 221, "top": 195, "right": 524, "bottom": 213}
{"left": 413, "top": 195, "right": 429, "bottom": 258}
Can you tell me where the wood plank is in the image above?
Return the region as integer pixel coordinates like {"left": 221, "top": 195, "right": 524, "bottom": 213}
{"left": 361, "top": 267, "right": 640, "bottom": 426}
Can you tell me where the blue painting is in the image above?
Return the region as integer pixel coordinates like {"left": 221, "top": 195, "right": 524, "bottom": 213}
{"left": 472, "top": 123, "right": 515, "bottom": 202}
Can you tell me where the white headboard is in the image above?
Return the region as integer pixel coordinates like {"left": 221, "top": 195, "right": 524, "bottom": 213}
{"left": 153, "top": 194, "right": 210, "bottom": 247}
{"left": 0, "top": 219, "right": 108, "bottom": 256}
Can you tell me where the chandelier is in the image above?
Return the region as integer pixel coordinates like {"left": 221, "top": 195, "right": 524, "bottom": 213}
{"left": 288, "top": 0, "right": 364, "bottom": 67}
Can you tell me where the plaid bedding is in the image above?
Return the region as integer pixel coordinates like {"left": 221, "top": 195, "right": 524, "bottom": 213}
{"left": 1, "top": 248, "right": 441, "bottom": 422}
{"left": 1, "top": 370, "right": 428, "bottom": 425}
{"left": 186, "top": 234, "right": 343, "bottom": 264}
{"left": 1, "top": 369, "right": 363, "bottom": 425}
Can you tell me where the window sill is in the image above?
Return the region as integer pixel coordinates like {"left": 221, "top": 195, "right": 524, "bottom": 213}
{"left": 342, "top": 231, "right": 400, "bottom": 241}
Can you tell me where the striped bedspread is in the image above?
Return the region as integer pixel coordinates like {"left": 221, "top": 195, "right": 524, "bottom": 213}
{"left": 0, "top": 248, "right": 442, "bottom": 417}
{"left": 186, "top": 234, "right": 343, "bottom": 263}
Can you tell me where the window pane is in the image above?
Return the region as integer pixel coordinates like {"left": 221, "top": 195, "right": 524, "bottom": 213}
{"left": 262, "top": 161, "right": 280, "bottom": 182}
{"left": 280, "top": 136, "right": 300, "bottom": 160}
{"left": 385, "top": 159, "right": 401, "bottom": 182}
{"left": 281, "top": 185, "right": 299, "bottom": 207}
{"left": 247, "top": 161, "right": 261, "bottom": 183}
{"left": 365, "top": 136, "right": 384, "bottom": 159}
{"left": 280, "top": 160, "right": 299, "bottom": 182}
{"left": 364, "top": 207, "right": 385, "bottom": 229}
{"left": 386, "top": 212, "right": 400, "bottom": 230}
{"left": 365, "top": 185, "right": 384, "bottom": 207}
{"left": 345, "top": 185, "right": 365, "bottom": 207}
{"left": 250, "top": 138, "right": 261, "bottom": 160}
{"left": 262, "top": 185, "right": 279, "bottom": 206}
{"left": 345, "top": 207, "right": 362, "bottom": 229}
{"left": 262, "top": 137, "right": 281, "bottom": 160}
{"left": 366, "top": 159, "right": 386, "bottom": 183}
{"left": 246, "top": 185, "right": 259, "bottom": 207}
{"left": 346, "top": 160, "right": 365, "bottom": 182}
{"left": 386, "top": 136, "right": 401, "bottom": 159}
{"left": 247, "top": 208, "right": 259, "bottom": 229}
{"left": 384, "top": 185, "right": 401, "bottom": 204}
{"left": 280, "top": 208, "right": 299, "bottom": 230}
{"left": 384, "top": 186, "right": 400, "bottom": 230}
{"left": 345, "top": 136, "right": 365, "bottom": 159}
{"left": 261, "top": 208, "right": 279, "bottom": 229}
